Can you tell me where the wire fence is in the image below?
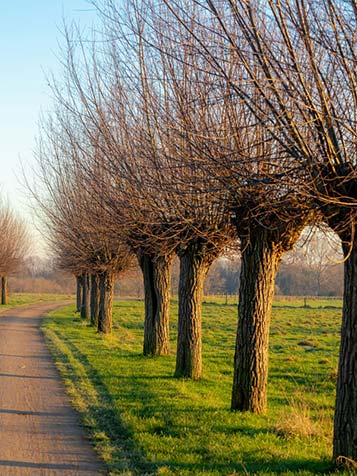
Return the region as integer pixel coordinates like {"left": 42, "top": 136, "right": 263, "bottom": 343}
{"left": 202, "top": 294, "right": 343, "bottom": 308}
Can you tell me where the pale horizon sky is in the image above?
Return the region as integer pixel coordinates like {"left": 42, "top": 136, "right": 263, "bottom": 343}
{"left": 0, "top": 1, "right": 99, "bottom": 254}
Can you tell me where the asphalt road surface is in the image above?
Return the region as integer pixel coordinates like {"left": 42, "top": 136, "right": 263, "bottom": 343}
{"left": 0, "top": 302, "right": 105, "bottom": 476}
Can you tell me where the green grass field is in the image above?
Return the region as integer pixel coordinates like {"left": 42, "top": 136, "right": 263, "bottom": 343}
{"left": 0, "top": 292, "right": 73, "bottom": 311}
{"left": 42, "top": 297, "right": 351, "bottom": 476}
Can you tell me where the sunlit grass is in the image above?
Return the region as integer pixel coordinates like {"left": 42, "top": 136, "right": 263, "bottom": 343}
{"left": 42, "top": 297, "right": 349, "bottom": 476}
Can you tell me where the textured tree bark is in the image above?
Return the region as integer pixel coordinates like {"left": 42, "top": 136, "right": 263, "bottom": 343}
{"left": 80, "top": 273, "right": 90, "bottom": 320}
{"left": 76, "top": 275, "right": 82, "bottom": 312}
{"left": 231, "top": 216, "right": 306, "bottom": 414}
{"left": 333, "top": 231, "right": 357, "bottom": 461}
{"left": 90, "top": 274, "right": 100, "bottom": 327}
{"left": 138, "top": 254, "right": 173, "bottom": 356}
{"left": 138, "top": 253, "right": 155, "bottom": 351}
{"left": 98, "top": 270, "right": 114, "bottom": 334}
{"left": 175, "top": 242, "right": 215, "bottom": 380}
{"left": 231, "top": 233, "right": 282, "bottom": 414}
{"left": 1, "top": 276, "right": 7, "bottom": 305}
{"left": 139, "top": 253, "right": 173, "bottom": 356}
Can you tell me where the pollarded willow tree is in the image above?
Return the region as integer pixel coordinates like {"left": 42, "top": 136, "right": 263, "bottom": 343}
{"left": 51, "top": 22, "right": 178, "bottom": 357}
{"left": 35, "top": 107, "right": 132, "bottom": 334}
{"left": 0, "top": 203, "right": 30, "bottom": 304}
{"left": 136, "top": 0, "right": 312, "bottom": 410}
{"left": 167, "top": 0, "right": 357, "bottom": 463}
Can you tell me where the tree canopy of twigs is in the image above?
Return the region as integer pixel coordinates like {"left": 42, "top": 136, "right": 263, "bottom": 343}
{"left": 0, "top": 202, "right": 30, "bottom": 304}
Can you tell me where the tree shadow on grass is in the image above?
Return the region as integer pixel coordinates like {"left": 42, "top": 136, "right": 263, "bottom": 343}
{"left": 51, "top": 336, "right": 158, "bottom": 476}
{"left": 165, "top": 458, "right": 336, "bottom": 476}
{"left": 50, "top": 333, "right": 340, "bottom": 476}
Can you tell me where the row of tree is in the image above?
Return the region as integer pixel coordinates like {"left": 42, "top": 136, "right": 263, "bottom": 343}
{"left": 35, "top": 0, "right": 356, "bottom": 464}
{"left": 8, "top": 233, "right": 344, "bottom": 297}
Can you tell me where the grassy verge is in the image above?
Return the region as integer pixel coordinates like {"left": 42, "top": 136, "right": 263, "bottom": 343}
{"left": 42, "top": 298, "right": 351, "bottom": 476}
{"left": 0, "top": 292, "right": 73, "bottom": 313}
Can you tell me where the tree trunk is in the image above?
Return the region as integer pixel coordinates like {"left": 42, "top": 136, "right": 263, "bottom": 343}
{"left": 90, "top": 274, "right": 100, "bottom": 327}
{"left": 138, "top": 254, "right": 155, "bottom": 351}
{"left": 80, "top": 273, "right": 90, "bottom": 320}
{"left": 139, "top": 253, "right": 173, "bottom": 356}
{"left": 175, "top": 242, "right": 215, "bottom": 380}
{"left": 231, "top": 216, "right": 306, "bottom": 414}
{"left": 1, "top": 276, "right": 8, "bottom": 305}
{"left": 98, "top": 270, "right": 114, "bottom": 334}
{"left": 231, "top": 234, "right": 282, "bottom": 414}
{"left": 76, "top": 275, "right": 82, "bottom": 312}
{"left": 333, "top": 232, "right": 357, "bottom": 461}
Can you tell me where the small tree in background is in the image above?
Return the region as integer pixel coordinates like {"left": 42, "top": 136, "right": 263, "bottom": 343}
{"left": 0, "top": 203, "right": 30, "bottom": 304}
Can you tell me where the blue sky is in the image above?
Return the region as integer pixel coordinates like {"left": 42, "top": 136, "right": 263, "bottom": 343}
{"left": 0, "top": 1, "right": 97, "bottom": 227}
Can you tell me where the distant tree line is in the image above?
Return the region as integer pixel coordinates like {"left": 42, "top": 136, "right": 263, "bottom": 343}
{"left": 10, "top": 239, "right": 344, "bottom": 298}
{"left": 9, "top": 256, "right": 74, "bottom": 295}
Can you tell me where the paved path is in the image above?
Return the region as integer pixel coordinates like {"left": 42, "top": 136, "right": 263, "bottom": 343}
{"left": 0, "top": 302, "right": 105, "bottom": 476}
